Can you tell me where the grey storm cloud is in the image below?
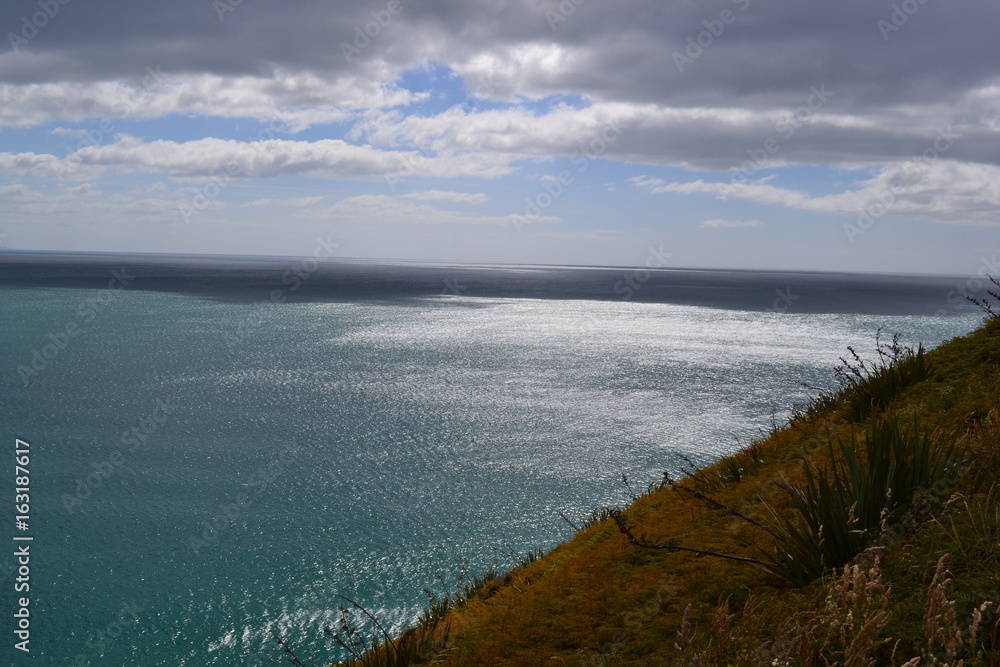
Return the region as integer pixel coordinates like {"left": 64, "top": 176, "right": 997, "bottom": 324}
{"left": 2, "top": 0, "right": 997, "bottom": 101}
{"left": 2, "top": 0, "right": 1000, "bottom": 171}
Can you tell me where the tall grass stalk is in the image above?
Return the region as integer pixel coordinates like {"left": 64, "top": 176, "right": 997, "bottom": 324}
{"left": 834, "top": 331, "right": 933, "bottom": 422}
{"left": 967, "top": 275, "right": 1000, "bottom": 320}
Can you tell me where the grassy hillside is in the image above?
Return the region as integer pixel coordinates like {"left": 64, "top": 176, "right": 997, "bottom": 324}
{"left": 283, "top": 312, "right": 1000, "bottom": 666}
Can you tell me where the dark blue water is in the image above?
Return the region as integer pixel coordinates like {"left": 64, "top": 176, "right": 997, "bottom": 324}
{"left": 0, "top": 252, "right": 985, "bottom": 665}
{"left": 0, "top": 250, "right": 981, "bottom": 314}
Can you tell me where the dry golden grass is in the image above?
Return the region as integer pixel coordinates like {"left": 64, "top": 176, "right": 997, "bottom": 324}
{"left": 326, "top": 318, "right": 1000, "bottom": 666}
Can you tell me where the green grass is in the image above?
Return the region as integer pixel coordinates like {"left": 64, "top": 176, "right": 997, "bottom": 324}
{"left": 765, "top": 415, "right": 961, "bottom": 585}
{"left": 282, "top": 315, "right": 1000, "bottom": 666}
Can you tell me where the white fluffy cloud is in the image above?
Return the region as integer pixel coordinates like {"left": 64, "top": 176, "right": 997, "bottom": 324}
{"left": 701, "top": 219, "right": 761, "bottom": 229}
{"left": 317, "top": 194, "right": 556, "bottom": 227}
{"left": 0, "top": 150, "right": 98, "bottom": 180}
{"left": 401, "top": 190, "right": 488, "bottom": 204}
{"left": 2, "top": 0, "right": 1000, "bottom": 266}
{"left": 0, "top": 136, "right": 516, "bottom": 181}
{"left": 0, "top": 67, "right": 419, "bottom": 131}
{"left": 633, "top": 160, "right": 1000, "bottom": 226}
{"left": 244, "top": 197, "right": 324, "bottom": 208}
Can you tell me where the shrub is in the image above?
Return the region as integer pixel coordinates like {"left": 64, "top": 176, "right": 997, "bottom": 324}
{"left": 834, "top": 330, "right": 934, "bottom": 422}
{"left": 615, "top": 416, "right": 961, "bottom": 587}
{"left": 766, "top": 416, "right": 960, "bottom": 585}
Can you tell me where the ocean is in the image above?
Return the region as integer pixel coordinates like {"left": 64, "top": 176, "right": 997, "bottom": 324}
{"left": 0, "top": 253, "right": 986, "bottom": 665}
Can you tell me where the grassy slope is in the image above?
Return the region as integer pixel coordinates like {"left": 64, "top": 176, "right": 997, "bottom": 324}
{"left": 336, "top": 317, "right": 1000, "bottom": 666}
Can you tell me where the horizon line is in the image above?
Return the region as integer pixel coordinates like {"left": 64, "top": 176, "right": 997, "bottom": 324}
{"left": 0, "top": 248, "right": 982, "bottom": 281}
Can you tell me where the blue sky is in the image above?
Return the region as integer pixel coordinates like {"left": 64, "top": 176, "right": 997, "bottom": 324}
{"left": 1, "top": 0, "right": 998, "bottom": 275}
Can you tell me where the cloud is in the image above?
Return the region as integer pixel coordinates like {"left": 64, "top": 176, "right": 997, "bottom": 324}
{"left": 2, "top": 0, "right": 999, "bottom": 171}
{"left": 0, "top": 181, "right": 183, "bottom": 225}
{"left": 318, "top": 195, "right": 556, "bottom": 227}
{"left": 401, "top": 190, "right": 488, "bottom": 204}
{"left": 349, "top": 94, "right": 1000, "bottom": 174}
{"left": 244, "top": 197, "right": 324, "bottom": 208}
{"left": 0, "top": 68, "right": 418, "bottom": 131}
{"left": 700, "top": 219, "right": 761, "bottom": 229}
{"left": 2, "top": 0, "right": 1000, "bottom": 263}
{"left": 0, "top": 150, "right": 98, "bottom": 180}
{"left": 632, "top": 160, "right": 1000, "bottom": 226}
{"left": 3, "top": 136, "right": 516, "bottom": 181}
{"left": 0, "top": 0, "right": 999, "bottom": 202}
{"left": 0, "top": 184, "right": 32, "bottom": 199}
{"left": 50, "top": 127, "right": 89, "bottom": 137}
{"left": 530, "top": 228, "right": 629, "bottom": 241}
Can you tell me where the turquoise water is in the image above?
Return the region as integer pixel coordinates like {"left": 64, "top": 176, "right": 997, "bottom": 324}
{"left": 0, "top": 286, "right": 982, "bottom": 665}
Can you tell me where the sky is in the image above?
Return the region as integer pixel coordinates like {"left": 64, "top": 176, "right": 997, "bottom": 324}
{"left": 0, "top": 0, "right": 998, "bottom": 275}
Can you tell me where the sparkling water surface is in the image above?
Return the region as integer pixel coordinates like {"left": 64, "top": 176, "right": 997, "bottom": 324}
{"left": 0, "top": 284, "right": 982, "bottom": 665}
